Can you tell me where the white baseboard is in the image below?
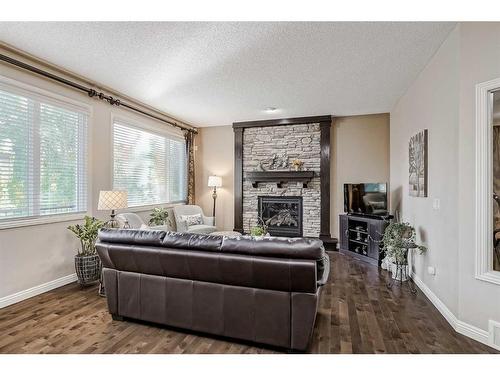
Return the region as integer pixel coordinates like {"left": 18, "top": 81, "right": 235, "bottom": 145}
{"left": 0, "top": 273, "right": 77, "bottom": 309}
{"left": 411, "top": 272, "right": 491, "bottom": 347}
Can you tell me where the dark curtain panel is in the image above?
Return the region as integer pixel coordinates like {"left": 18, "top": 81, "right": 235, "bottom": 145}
{"left": 185, "top": 131, "right": 196, "bottom": 204}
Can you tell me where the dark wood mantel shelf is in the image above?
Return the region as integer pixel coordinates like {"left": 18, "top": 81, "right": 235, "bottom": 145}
{"left": 245, "top": 171, "right": 315, "bottom": 188}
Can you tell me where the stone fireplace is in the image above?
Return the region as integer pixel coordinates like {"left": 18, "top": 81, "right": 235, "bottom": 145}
{"left": 233, "top": 115, "right": 334, "bottom": 243}
{"left": 258, "top": 196, "right": 303, "bottom": 237}
{"left": 241, "top": 123, "right": 321, "bottom": 237}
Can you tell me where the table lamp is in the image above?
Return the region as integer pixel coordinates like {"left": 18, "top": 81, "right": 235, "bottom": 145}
{"left": 208, "top": 176, "right": 222, "bottom": 226}
{"left": 98, "top": 190, "right": 128, "bottom": 228}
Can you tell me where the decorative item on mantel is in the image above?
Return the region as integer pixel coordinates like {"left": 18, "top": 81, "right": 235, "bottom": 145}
{"left": 291, "top": 159, "right": 304, "bottom": 171}
{"left": 97, "top": 190, "right": 128, "bottom": 228}
{"left": 381, "top": 222, "right": 427, "bottom": 294}
{"left": 256, "top": 152, "right": 289, "bottom": 171}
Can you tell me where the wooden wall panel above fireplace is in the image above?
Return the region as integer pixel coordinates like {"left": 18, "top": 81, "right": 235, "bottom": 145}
{"left": 232, "top": 115, "right": 336, "bottom": 246}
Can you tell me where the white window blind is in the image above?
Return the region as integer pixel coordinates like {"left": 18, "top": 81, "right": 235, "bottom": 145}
{"left": 0, "top": 83, "right": 88, "bottom": 222}
{"left": 113, "top": 121, "right": 187, "bottom": 207}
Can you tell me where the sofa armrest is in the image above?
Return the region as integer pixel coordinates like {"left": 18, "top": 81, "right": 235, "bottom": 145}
{"left": 203, "top": 215, "right": 215, "bottom": 226}
{"left": 176, "top": 219, "right": 189, "bottom": 232}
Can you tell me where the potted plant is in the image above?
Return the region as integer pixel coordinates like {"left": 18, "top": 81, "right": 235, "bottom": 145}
{"left": 68, "top": 216, "right": 105, "bottom": 286}
{"left": 250, "top": 216, "right": 269, "bottom": 237}
{"left": 149, "top": 207, "right": 169, "bottom": 226}
{"left": 382, "top": 222, "right": 427, "bottom": 280}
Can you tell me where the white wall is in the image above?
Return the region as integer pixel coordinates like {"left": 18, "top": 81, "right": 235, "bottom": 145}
{"left": 390, "top": 26, "right": 460, "bottom": 314}
{"left": 391, "top": 23, "right": 500, "bottom": 341}
{"left": 0, "top": 50, "right": 187, "bottom": 301}
{"left": 458, "top": 23, "right": 500, "bottom": 332}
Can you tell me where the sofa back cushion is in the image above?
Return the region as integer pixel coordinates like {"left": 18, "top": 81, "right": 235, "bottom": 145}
{"left": 98, "top": 228, "right": 166, "bottom": 246}
{"left": 220, "top": 235, "right": 324, "bottom": 260}
{"left": 98, "top": 229, "right": 324, "bottom": 260}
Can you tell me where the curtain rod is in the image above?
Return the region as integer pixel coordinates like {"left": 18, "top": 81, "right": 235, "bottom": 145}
{"left": 0, "top": 53, "right": 198, "bottom": 134}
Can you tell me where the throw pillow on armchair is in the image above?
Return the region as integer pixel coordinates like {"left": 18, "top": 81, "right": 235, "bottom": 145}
{"left": 180, "top": 213, "right": 203, "bottom": 227}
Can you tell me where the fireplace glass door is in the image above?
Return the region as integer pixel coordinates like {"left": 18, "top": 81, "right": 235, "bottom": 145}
{"left": 258, "top": 196, "right": 303, "bottom": 237}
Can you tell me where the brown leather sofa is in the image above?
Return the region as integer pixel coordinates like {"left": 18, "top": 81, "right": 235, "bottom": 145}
{"left": 96, "top": 229, "right": 330, "bottom": 351}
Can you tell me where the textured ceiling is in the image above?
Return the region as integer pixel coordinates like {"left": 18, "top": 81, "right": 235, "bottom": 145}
{"left": 0, "top": 22, "right": 455, "bottom": 127}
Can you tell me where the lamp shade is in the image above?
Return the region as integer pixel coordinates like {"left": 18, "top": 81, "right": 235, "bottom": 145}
{"left": 98, "top": 190, "right": 128, "bottom": 210}
{"left": 208, "top": 175, "right": 222, "bottom": 188}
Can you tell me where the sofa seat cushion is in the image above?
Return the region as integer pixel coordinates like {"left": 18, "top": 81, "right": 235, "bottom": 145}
{"left": 187, "top": 224, "right": 217, "bottom": 234}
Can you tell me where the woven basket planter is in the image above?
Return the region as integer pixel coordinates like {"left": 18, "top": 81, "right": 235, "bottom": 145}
{"left": 75, "top": 254, "right": 101, "bottom": 286}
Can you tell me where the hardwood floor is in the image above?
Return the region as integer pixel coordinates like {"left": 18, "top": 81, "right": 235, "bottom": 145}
{"left": 0, "top": 252, "right": 497, "bottom": 354}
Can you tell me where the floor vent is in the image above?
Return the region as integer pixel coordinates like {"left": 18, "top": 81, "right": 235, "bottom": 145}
{"left": 489, "top": 320, "right": 500, "bottom": 350}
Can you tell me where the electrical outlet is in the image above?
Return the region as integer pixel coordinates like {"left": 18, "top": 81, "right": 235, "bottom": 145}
{"left": 427, "top": 266, "right": 436, "bottom": 275}
{"left": 432, "top": 198, "right": 440, "bottom": 210}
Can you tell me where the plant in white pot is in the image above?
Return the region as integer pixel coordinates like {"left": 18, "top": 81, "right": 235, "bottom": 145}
{"left": 68, "top": 216, "right": 105, "bottom": 286}
{"left": 382, "top": 222, "right": 427, "bottom": 280}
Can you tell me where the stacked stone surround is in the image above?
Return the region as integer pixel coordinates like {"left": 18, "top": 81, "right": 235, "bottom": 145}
{"left": 242, "top": 123, "right": 321, "bottom": 237}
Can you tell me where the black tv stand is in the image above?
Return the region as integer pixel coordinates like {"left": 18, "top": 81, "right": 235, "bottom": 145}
{"left": 339, "top": 214, "right": 390, "bottom": 266}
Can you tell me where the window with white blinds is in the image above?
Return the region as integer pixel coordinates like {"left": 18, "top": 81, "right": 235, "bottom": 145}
{"left": 112, "top": 121, "right": 187, "bottom": 207}
{"left": 0, "top": 82, "right": 88, "bottom": 223}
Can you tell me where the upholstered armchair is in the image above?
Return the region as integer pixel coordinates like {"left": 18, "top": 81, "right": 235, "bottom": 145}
{"left": 173, "top": 205, "right": 217, "bottom": 234}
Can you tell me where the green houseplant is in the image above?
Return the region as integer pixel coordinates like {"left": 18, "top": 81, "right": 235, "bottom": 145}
{"left": 250, "top": 225, "right": 267, "bottom": 237}
{"left": 382, "top": 222, "right": 427, "bottom": 279}
{"left": 68, "top": 216, "right": 105, "bottom": 285}
{"left": 149, "top": 207, "right": 169, "bottom": 226}
{"left": 250, "top": 216, "right": 269, "bottom": 237}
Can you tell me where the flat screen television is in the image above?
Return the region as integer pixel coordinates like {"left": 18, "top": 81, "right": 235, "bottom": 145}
{"left": 344, "top": 183, "right": 388, "bottom": 217}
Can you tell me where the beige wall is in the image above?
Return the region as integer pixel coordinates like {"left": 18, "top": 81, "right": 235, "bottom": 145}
{"left": 331, "top": 114, "right": 390, "bottom": 238}
{"left": 194, "top": 126, "right": 234, "bottom": 231}
{"left": 391, "top": 23, "right": 500, "bottom": 338}
{"left": 0, "top": 50, "right": 187, "bottom": 300}
{"left": 390, "top": 26, "right": 460, "bottom": 314}
{"left": 194, "top": 114, "right": 390, "bottom": 238}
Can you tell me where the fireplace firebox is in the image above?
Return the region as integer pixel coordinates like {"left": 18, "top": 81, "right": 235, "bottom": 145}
{"left": 258, "top": 196, "right": 303, "bottom": 237}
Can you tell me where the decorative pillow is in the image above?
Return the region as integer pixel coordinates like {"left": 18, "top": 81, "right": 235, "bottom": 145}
{"left": 180, "top": 213, "right": 203, "bottom": 227}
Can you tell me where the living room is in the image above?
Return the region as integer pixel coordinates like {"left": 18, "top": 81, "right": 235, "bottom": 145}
{"left": 1, "top": 1, "right": 500, "bottom": 372}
